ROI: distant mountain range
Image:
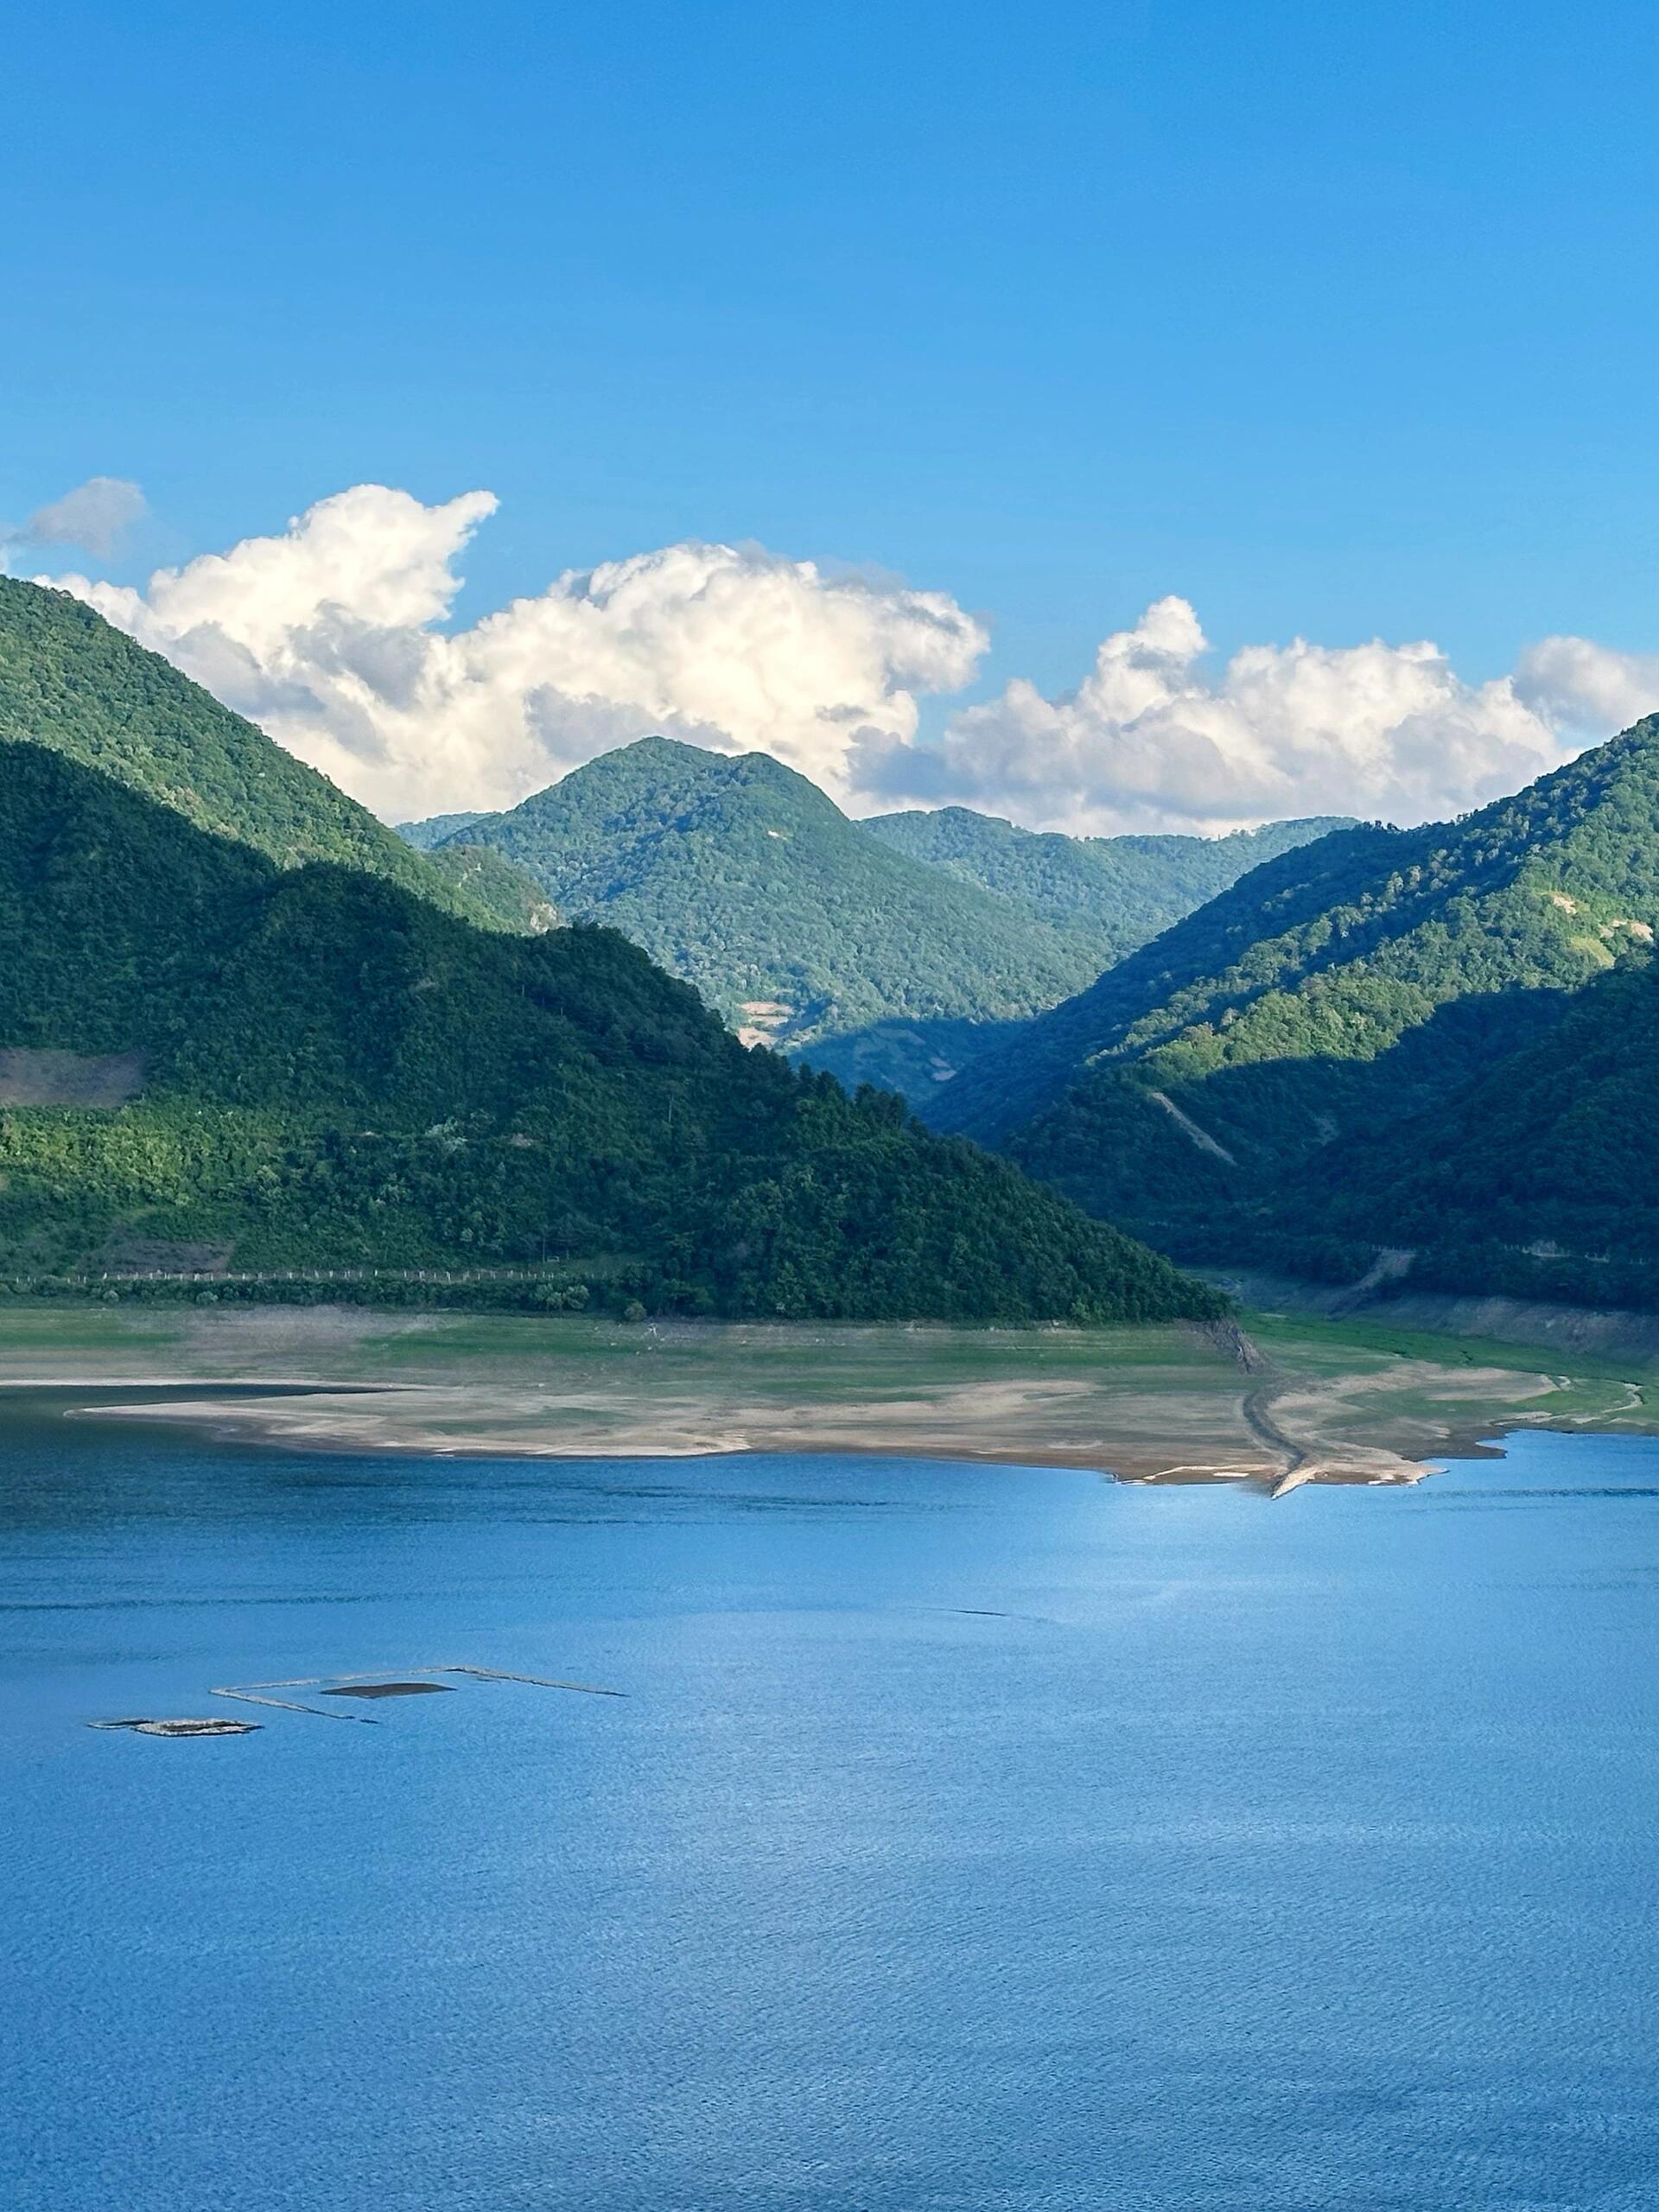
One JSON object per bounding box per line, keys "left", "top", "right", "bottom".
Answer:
{"left": 398, "top": 738, "right": 1346, "bottom": 1096}
{"left": 0, "top": 580, "right": 1214, "bottom": 1323}
{"left": 928, "top": 715, "right": 1659, "bottom": 1309}
{"left": 864, "top": 804, "right": 1344, "bottom": 950}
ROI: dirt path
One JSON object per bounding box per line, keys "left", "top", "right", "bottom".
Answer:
{"left": 1147, "top": 1089, "right": 1237, "bottom": 1165}
{"left": 1205, "top": 1319, "right": 1376, "bottom": 1496}
{"left": 1570, "top": 1378, "right": 1646, "bottom": 1422}
{"left": 1195, "top": 1319, "right": 1311, "bottom": 1494}
{"left": 1241, "top": 1377, "right": 1309, "bottom": 1493}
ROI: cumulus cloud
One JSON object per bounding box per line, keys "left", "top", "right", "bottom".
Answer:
{"left": 1513, "top": 634, "right": 1659, "bottom": 739}
{"left": 6, "top": 476, "right": 147, "bottom": 557}
{"left": 47, "top": 484, "right": 988, "bottom": 819}
{"left": 859, "top": 596, "right": 1659, "bottom": 834}
{"left": 36, "top": 483, "right": 1659, "bottom": 831}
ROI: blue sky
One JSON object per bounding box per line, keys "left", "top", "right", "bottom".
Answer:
{"left": 5, "top": 3, "right": 1657, "bottom": 828}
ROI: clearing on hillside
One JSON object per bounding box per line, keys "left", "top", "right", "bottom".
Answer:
{"left": 0, "top": 1049, "right": 146, "bottom": 1108}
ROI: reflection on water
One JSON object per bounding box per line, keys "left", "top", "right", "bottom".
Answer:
{"left": 3, "top": 1407, "right": 1658, "bottom": 2212}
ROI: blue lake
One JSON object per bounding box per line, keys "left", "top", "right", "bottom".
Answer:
{"left": 3, "top": 1402, "right": 1657, "bottom": 2210}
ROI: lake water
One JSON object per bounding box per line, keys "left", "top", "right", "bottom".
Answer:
{"left": 3, "top": 1402, "right": 1657, "bottom": 2212}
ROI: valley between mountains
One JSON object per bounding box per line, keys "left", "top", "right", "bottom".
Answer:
{"left": 5, "top": 568, "right": 1659, "bottom": 1367}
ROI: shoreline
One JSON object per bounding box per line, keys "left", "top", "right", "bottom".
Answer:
{"left": 0, "top": 1303, "right": 1652, "bottom": 1493}
{"left": 0, "top": 1373, "right": 1608, "bottom": 1494}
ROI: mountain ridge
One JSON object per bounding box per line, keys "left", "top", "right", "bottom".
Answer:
{"left": 933, "top": 715, "right": 1659, "bottom": 1309}
{"left": 416, "top": 737, "right": 1111, "bottom": 1093}
{"left": 0, "top": 576, "right": 537, "bottom": 933}
{"left": 402, "top": 735, "right": 1347, "bottom": 1096}
{"left": 864, "top": 804, "right": 1352, "bottom": 953}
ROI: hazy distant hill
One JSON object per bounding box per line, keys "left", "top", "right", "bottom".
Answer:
{"left": 866, "top": 805, "right": 1351, "bottom": 956}
{"left": 931, "top": 716, "right": 1659, "bottom": 1306}
{"left": 397, "top": 810, "right": 485, "bottom": 850}
{"left": 401, "top": 738, "right": 1344, "bottom": 1096}
{"left": 0, "top": 577, "right": 529, "bottom": 934}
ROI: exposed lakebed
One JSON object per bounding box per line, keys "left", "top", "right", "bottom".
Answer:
{"left": 3, "top": 1301, "right": 1655, "bottom": 1485}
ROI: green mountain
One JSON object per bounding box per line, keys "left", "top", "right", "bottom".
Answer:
{"left": 0, "top": 737, "right": 1215, "bottom": 1323}
{"left": 410, "top": 737, "right": 1103, "bottom": 1093}
{"left": 0, "top": 577, "right": 531, "bottom": 933}
{"left": 931, "top": 717, "right": 1659, "bottom": 1303}
{"left": 928, "top": 822, "right": 1411, "bottom": 1145}
{"left": 865, "top": 805, "right": 1351, "bottom": 958}
{"left": 402, "top": 737, "right": 1343, "bottom": 1098}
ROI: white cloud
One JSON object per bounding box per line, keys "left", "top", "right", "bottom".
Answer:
{"left": 6, "top": 475, "right": 147, "bottom": 558}
{"left": 1513, "top": 634, "right": 1659, "bottom": 739}
{"left": 858, "top": 596, "right": 1659, "bottom": 834}
{"left": 38, "top": 484, "right": 1659, "bottom": 832}
{"left": 47, "top": 485, "right": 988, "bottom": 819}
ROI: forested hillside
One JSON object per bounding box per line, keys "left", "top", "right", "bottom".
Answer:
{"left": 928, "top": 823, "right": 1414, "bottom": 1142}
{"left": 0, "top": 578, "right": 537, "bottom": 932}
{"left": 419, "top": 841, "right": 559, "bottom": 932}
{"left": 410, "top": 737, "right": 1105, "bottom": 1095}
{"left": 401, "top": 736, "right": 1342, "bottom": 1097}
{"left": 1296, "top": 959, "right": 1659, "bottom": 1306}
{"left": 866, "top": 806, "right": 1348, "bottom": 961}
{"left": 931, "top": 717, "right": 1659, "bottom": 1306}
{"left": 0, "top": 740, "right": 1216, "bottom": 1322}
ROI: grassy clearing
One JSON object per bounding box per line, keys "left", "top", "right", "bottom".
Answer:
{"left": 0, "top": 1302, "right": 188, "bottom": 1358}
{"left": 1242, "top": 1305, "right": 1659, "bottom": 1382}
{"left": 331, "top": 1313, "right": 1246, "bottom": 1408}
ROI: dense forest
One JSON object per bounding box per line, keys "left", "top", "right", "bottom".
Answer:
{"left": 0, "top": 738, "right": 1217, "bottom": 1322}
{"left": 17, "top": 566, "right": 1659, "bottom": 1321}
{"left": 417, "top": 839, "right": 559, "bottom": 933}
{"left": 0, "top": 577, "right": 543, "bottom": 933}
{"left": 402, "top": 737, "right": 1342, "bottom": 1099}
{"left": 933, "top": 716, "right": 1659, "bottom": 1310}
{"left": 1292, "top": 957, "right": 1659, "bottom": 1306}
